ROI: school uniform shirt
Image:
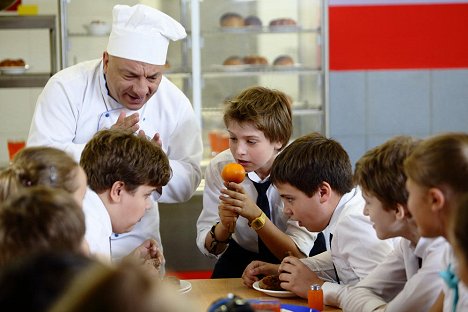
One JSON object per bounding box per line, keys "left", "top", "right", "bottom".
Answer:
{"left": 441, "top": 246, "right": 468, "bottom": 312}
{"left": 196, "top": 149, "right": 316, "bottom": 258}
{"left": 301, "top": 187, "right": 394, "bottom": 306}
{"left": 27, "top": 58, "right": 202, "bottom": 261}
{"left": 337, "top": 236, "right": 449, "bottom": 311}
{"left": 82, "top": 188, "right": 113, "bottom": 262}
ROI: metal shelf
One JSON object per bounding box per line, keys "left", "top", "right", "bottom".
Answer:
{"left": 0, "top": 73, "right": 51, "bottom": 88}
{"left": 0, "top": 15, "right": 58, "bottom": 88}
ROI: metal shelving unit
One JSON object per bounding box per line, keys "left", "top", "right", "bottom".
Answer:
{"left": 0, "top": 15, "right": 58, "bottom": 88}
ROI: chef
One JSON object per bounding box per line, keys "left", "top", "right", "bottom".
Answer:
{"left": 27, "top": 4, "right": 202, "bottom": 263}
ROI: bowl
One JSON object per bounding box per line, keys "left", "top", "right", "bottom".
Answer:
{"left": 83, "top": 21, "right": 111, "bottom": 36}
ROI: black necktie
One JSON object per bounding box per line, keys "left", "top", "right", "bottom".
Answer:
{"left": 330, "top": 233, "right": 341, "bottom": 284}
{"left": 251, "top": 179, "right": 276, "bottom": 261}
{"left": 418, "top": 257, "right": 422, "bottom": 269}
{"left": 309, "top": 232, "right": 327, "bottom": 256}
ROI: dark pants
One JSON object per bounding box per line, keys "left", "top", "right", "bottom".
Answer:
{"left": 211, "top": 240, "right": 280, "bottom": 278}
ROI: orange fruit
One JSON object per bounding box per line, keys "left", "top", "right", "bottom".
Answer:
{"left": 221, "top": 163, "right": 246, "bottom": 183}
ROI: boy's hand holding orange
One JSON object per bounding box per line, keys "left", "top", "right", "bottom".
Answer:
{"left": 221, "top": 163, "right": 246, "bottom": 233}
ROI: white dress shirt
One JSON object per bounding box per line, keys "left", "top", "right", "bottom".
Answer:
{"left": 338, "top": 236, "right": 449, "bottom": 311}
{"left": 301, "top": 187, "right": 395, "bottom": 306}
{"left": 196, "top": 149, "right": 316, "bottom": 258}
{"left": 27, "top": 59, "right": 202, "bottom": 261}
{"left": 82, "top": 188, "right": 113, "bottom": 262}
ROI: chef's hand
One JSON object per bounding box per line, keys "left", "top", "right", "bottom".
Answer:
{"left": 220, "top": 182, "right": 262, "bottom": 223}
{"left": 137, "top": 130, "right": 162, "bottom": 147}
{"left": 278, "top": 256, "right": 323, "bottom": 298}
{"left": 242, "top": 261, "right": 280, "bottom": 287}
{"left": 112, "top": 111, "right": 140, "bottom": 132}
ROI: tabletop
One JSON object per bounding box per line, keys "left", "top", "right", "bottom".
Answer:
{"left": 185, "top": 278, "right": 342, "bottom": 311}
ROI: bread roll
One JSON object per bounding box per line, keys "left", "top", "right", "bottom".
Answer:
{"left": 0, "top": 58, "right": 26, "bottom": 67}
{"left": 243, "top": 55, "right": 268, "bottom": 65}
{"left": 244, "top": 15, "right": 262, "bottom": 27}
{"left": 273, "top": 55, "right": 294, "bottom": 66}
{"left": 220, "top": 12, "right": 244, "bottom": 27}
{"left": 223, "top": 56, "right": 244, "bottom": 66}
{"left": 269, "top": 18, "right": 297, "bottom": 27}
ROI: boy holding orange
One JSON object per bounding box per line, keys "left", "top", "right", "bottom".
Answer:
{"left": 196, "top": 86, "right": 316, "bottom": 278}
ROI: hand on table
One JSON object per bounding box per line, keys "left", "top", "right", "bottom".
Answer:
{"left": 279, "top": 256, "right": 324, "bottom": 298}
{"left": 242, "top": 261, "right": 280, "bottom": 288}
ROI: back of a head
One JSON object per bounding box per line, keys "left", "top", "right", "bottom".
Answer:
{"left": 80, "top": 129, "right": 171, "bottom": 194}
{"left": 0, "top": 146, "right": 80, "bottom": 203}
{"left": 0, "top": 186, "right": 85, "bottom": 267}
{"left": 271, "top": 132, "right": 353, "bottom": 197}
{"left": 451, "top": 193, "right": 468, "bottom": 263}
{"left": 354, "top": 136, "right": 420, "bottom": 210}
{"left": 223, "top": 86, "right": 292, "bottom": 150}
{"left": 49, "top": 260, "right": 191, "bottom": 312}
{"left": 404, "top": 132, "right": 468, "bottom": 197}
{"left": 0, "top": 251, "right": 93, "bottom": 312}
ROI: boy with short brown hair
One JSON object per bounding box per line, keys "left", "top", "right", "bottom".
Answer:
{"left": 337, "top": 136, "right": 449, "bottom": 311}
{"left": 80, "top": 129, "right": 171, "bottom": 267}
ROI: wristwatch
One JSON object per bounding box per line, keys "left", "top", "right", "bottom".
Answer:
{"left": 249, "top": 212, "right": 266, "bottom": 231}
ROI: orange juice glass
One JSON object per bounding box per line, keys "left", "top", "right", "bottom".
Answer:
{"left": 7, "top": 140, "right": 26, "bottom": 160}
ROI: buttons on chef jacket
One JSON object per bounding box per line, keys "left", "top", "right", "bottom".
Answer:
{"left": 113, "top": 233, "right": 119, "bottom": 238}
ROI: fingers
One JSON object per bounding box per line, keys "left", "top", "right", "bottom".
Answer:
{"left": 111, "top": 112, "right": 140, "bottom": 132}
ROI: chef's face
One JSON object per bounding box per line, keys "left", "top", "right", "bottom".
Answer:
{"left": 103, "top": 52, "right": 164, "bottom": 110}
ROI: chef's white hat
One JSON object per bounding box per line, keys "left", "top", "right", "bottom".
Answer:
{"left": 107, "top": 4, "right": 186, "bottom": 65}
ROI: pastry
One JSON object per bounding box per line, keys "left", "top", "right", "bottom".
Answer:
{"left": 258, "top": 275, "right": 284, "bottom": 291}
{"left": 269, "top": 18, "right": 297, "bottom": 29}
{"left": 244, "top": 15, "right": 262, "bottom": 28}
{"left": 243, "top": 55, "right": 268, "bottom": 65}
{"left": 220, "top": 12, "right": 244, "bottom": 28}
{"left": 223, "top": 56, "right": 244, "bottom": 66}
{"left": 0, "top": 58, "right": 26, "bottom": 67}
{"left": 273, "top": 55, "right": 294, "bottom": 66}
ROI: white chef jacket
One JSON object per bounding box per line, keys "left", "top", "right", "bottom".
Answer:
{"left": 82, "top": 188, "right": 113, "bottom": 263}
{"left": 301, "top": 187, "right": 394, "bottom": 306}
{"left": 27, "top": 59, "right": 202, "bottom": 261}
{"left": 441, "top": 245, "right": 468, "bottom": 312}
{"left": 337, "top": 236, "right": 449, "bottom": 311}
{"left": 196, "top": 149, "right": 316, "bottom": 258}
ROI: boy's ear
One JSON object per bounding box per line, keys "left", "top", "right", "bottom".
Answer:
{"left": 109, "top": 181, "right": 125, "bottom": 203}
{"left": 318, "top": 182, "right": 332, "bottom": 204}
{"left": 394, "top": 203, "right": 407, "bottom": 220}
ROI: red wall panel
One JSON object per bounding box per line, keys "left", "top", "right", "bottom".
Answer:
{"left": 329, "top": 3, "right": 468, "bottom": 70}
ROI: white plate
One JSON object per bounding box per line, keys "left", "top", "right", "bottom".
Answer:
{"left": 253, "top": 281, "right": 297, "bottom": 298}
{"left": 179, "top": 280, "right": 192, "bottom": 294}
{"left": 0, "top": 65, "right": 29, "bottom": 75}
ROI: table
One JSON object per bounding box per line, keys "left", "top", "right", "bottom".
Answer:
{"left": 185, "top": 278, "right": 342, "bottom": 311}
